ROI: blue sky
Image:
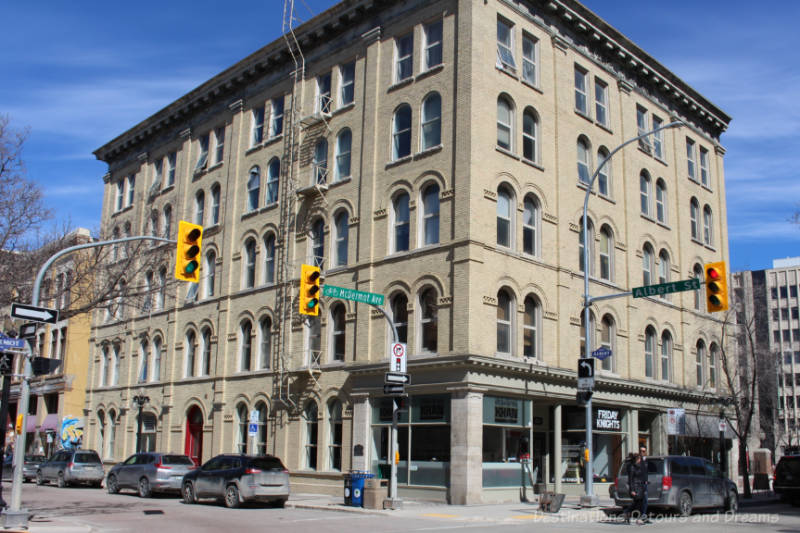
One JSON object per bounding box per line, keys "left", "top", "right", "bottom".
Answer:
{"left": 2, "top": 0, "right": 797, "bottom": 272}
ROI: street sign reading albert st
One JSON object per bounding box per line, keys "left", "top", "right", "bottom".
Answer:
{"left": 632, "top": 278, "right": 700, "bottom": 299}
{"left": 10, "top": 303, "right": 59, "bottom": 324}
{"left": 322, "top": 285, "right": 384, "bottom": 306}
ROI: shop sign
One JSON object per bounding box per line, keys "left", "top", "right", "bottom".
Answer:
{"left": 494, "top": 397, "right": 519, "bottom": 424}
{"left": 418, "top": 398, "right": 445, "bottom": 421}
{"left": 594, "top": 408, "right": 621, "bottom": 431}
{"left": 667, "top": 407, "right": 686, "bottom": 435}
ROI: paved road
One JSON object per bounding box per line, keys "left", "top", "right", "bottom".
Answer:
{"left": 4, "top": 481, "right": 800, "bottom": 533}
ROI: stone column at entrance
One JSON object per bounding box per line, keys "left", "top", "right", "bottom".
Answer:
{"left": 449, "top": 389, "right": 483, "bottom": 504}
{"left": 628, "top": 408, "right": 639, "bottom": 455}
{"left": 350, "top": 393, "right": 371, "bottom": 471}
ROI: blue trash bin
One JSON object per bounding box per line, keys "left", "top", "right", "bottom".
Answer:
{"left": 349, "top": 471, "right": 374, "bottom": 507}
{"left": 343, "top": 473, "right": 353, "bottom": 506}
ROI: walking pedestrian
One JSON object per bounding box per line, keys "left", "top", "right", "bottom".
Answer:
{"left": 623, "top": 453, "right": 645, "bottom": 524}
{"left": 639, "top": 445, "right": 651, "bottom": 523}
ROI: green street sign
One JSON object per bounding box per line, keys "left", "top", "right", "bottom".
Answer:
{"left": 322, "top": 284, "right": 385, "bottom": 306}
{"left": 632, "top": 278, "right": 700, "bottom": 299}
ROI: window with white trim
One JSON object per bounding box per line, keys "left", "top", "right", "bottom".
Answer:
{"left": 240, "top": 319, "right": 252, "bottom": 372}
{"left": 194, "top": 190, "right": 204, "bottom": 226}
{"left": 686, "top": 138, "right": 697, "bottom": 180}
{"left": 339, "top": 62, "right": 355, "bottom": 107}
{"left": 392, "top": 192, "right": 410, "bottom": 252}
{"left": 574, "top": 66, "right": 588, "bottom": 115}
{"left": 334, "top": 211, "right": 348, "bottom": 267}
{"left": 210, "top": 184, "right": 220, "bottom": 225}
{"left": 637, "top": 106, "right": 649, "bottom": 151}
{"left": 335, "top": 130, "right": 352, "bottom": 181}
{"left": 330, "top": 303, "right": 346, "bottom": 362}
{"left": 247, "top": 166, "right": 260, "bottom": 211}
{"left": 266, "top": 158, "right": 279, "bottom": 204}
{"left": 652, "top": 116, "right": 664, "bottom": 159}
{"left": 640, "top": 171, "right": 651, "bottom": 216}
{"left": 595, "top": 79, "right": 608, "bottom": 127}
{"left": 317, "top": 72, "right": 332, "bottom": 114}
{"left": 496, "top": 185, "right": 513, "bottom": 249}
{"left": 395, "top": 33, "right": 413, "bottom": 82}
{"left": 392, "top": 104, "right": 412, "bottom": 160}
{"left": 424, "top": 20, "right": 443, "bottom": 70}
{"left": 195, "top": 133, "right": 209, "bottom": 171}
{"left": 496, "top": 289, "right": 514, "bottom": 355}
{"left": 661, "top": 331, "right": 672, "bottom": 382}
{"left": 213, "top": 126, "right": 224, "bottom": 164}
{"left": 269, "top": 97, "right": 284, "bottom": 137}
{"left": 418, "top": 287, "right": 438, "bottom": 353}
{"left": 421, "top": 92, "right": 442, "bottom": 150}
{"left": 700, "top": 147, "right": 710, "bottom": 187}
{"left": 600, "top": 315, "right": 614, "bottom": 372}
{"left": 599, "top": 226, "right": 613, "bottom": 281}
{"left": 703, "top": 205, "right": 713, "bottom": 245}
{"left": 496, "top": 19, "right": 516, "bottom": 70}
{"left": 252, "top": 106, "right": 265, "bottom": 146}
{"left": 655, "top": 179, "right": 667, "bottom": 224}
{"left": 690, "top": 198, "right": 700, "bottom": 240}
{"left": 597, "top": 147, "right": 610, "bottom": 196}
{"left": 577, "top": 137, "right": 591, "bottom": 184}
{"left": 522, "top": 108, "right": 538, "bottom": 163}
{"left": 523, "top": 295, "right": 540, "bottom": 358}
{"left": 644, "top": 327, "right": 656, "bottom": 378}
{"left": 497, "top": 96, "right": 513, "bottom": 151}
{"left": 522, "top": 33, "right": 537, "bottom": 85}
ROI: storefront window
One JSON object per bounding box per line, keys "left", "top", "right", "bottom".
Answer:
{"left": 482, "top": 396, "right": 535, "bottom": 488}
{"left": 553, "top": 406, "right": 626, "bottom": 483}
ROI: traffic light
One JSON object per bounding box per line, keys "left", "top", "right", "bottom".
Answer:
{"left": 704, "top": 261, "right": 728, "bottom": 312}
{"left": 15, "top": 414, "right": 23, "bottom": 435}
{"left": 576, "top": 390, "right": 593, "bottom": 406}
{"left": 175, "top": 220, "right": 203, "bottom": 282}
{"left": 299, "top": 264, "right": 321, "bottom": 316}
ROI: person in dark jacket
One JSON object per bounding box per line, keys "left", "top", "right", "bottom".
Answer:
{"left": 623, "top": 454, "right": 645, "bottom": 524}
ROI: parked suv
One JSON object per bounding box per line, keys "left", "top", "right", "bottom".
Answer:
{"left": 614, "top": 455, "right": 738, "bottom": 515}
{"left": 106, "top": 452, "right": 196, "bottom": 497}
{"left": 181, "top": 454, "right": 289, "bottom": 508}
{"left": 774, "top": 455, "right": 800, "bottom": 503}
{"left": 3, "top": 454, "right": 46, "bottom": 482}
{"left": 36, "top": 449, "right": 104, "bottom": 488}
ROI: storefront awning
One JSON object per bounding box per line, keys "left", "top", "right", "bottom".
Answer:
{"left": 25, "top": 417, "right": 37, "bottom": 433}
{"left": 40, "top": 414, "right": 59, "bottom": 431}
{"left": 684, "top": 414, "right": 735, "bottom": 439}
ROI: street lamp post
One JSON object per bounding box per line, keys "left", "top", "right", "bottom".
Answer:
{"left": 580, "top": 120, "right": 683, "bottom": 506}
{"left": 132, "top": 392, "right": 150, "bottom": 453}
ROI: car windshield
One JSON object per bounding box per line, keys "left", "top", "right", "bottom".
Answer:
{"left": 74, "top": 452, "right": 102, "bottom": 464}
{"left": 778, "top": 457, "right": 800, "bottom": 476}
{"left": 24, "top": 455, "right": 45, "bottom": 462}
{"left": 161, "top": 455, "right": 194, "bottom": 466}
{"left": 249, "top": 457, "right": 286, "bottom": 471}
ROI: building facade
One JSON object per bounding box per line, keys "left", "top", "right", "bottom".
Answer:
{"left": 87, "top": 0, "right": 734, "bottom": 503}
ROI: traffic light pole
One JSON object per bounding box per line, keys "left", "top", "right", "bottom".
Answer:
{"left": 2, "top": 235, "right": 174, "bottom": 529}
{"left": 580, "top": 121, "right": 684, "bottom": 507}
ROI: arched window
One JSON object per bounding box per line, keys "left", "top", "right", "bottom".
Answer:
{"left": 330, "top": 303, "right": 346, "bottom": 362}
{"left": 655, "top": 179, "right": 667, "bottom": 223}
{"left": 335, "top": 129, "right": 352, "bottom": 181}
{"left": 112, "top": 344, "right": 120, "bottom": 386}
{"left": 523, "top": 196, "right": 539, "bottom": 256}
{"left": 185, "top": 330, "right": 196, "bottom": 377}
{"left": 421, "top": 93, "right": 442, "bottom": 150}
{"left": 391, "top": 293, "right": 409, "bottom": 344}
{"left": 97, "top": 411, "right": 106, "bottom": 455}
{"left": 703, "top": 205, "right": 713, "bottom": 245}
{"left": 580, "top": 311, "right": 596, "bottom": 357}
{"left": 599, "top": 226, "right": 613, "bottom": 281}
{"left": 259, "top": 317, "right": 271, "bottom": 370}
{"left": 157, "top": 267, "right": 166, "bottom": 310}
{"left": 151, "top": 336, "right": 162, "bottom": 382}
{"left": 597, "top": 147, "right": 611, "bottom": 196}
{"left": 97, "top": 346, "right": 108, "bottom": 386}
{"left": 243, "top": 238, "right": 256, "bottom": 289}
{"left": 255, "top": 402, "right": 268, "bottom": 456}
{"left": 111, "top": 227, "right": 120, "bottom": 261}
{"left": 210, "top": 184, "right": 221, "bottom": 225}
{"left": 240, "top": 319, "right": 252, "bottom": 372}
{"left": 313, "top": 139, "right": 328, "bottom": 184}
{"left": 642, "top": 244, "right": 654, "bottom": 286}
{"left": 138, "top": 339, "right": 148, "bottom": 383}
{"left": 328, "top": 400, "right": 343, "bottom": 471}
{"left": 162, "top": 205, "right": 172, "bottom": 239}
{"left": 600, "top": 315, "right": 614, "bottom": 372}
{"left": 108, "top": 410, "right": 117, "bottom": 459}
{"left": 577, "top": 137, "right": 591, "bottom": 184}
{"left": 658, "top": 250, "right": 670, "bottom": 298}
{"left": 266, "top": 158, "right": 280, "bottom": 204}
{"left": 149, "top": 212, "right": 159, "bottom": 239}
{"left": 334, "top": 212, "right": 349, "bottom": 267}
{"left": 263, "top": 234, "right": 275, "bottom": 284}
{"left": 497, "top": 96, "right": 513, "bottom": 151}
{"left": 392, "top": 104, "right": 412, "bottom": 160}
{"left": 204, "top": 251, "right": 216, "bottom": 298}
{"left": 496, "top": 185, "right": 514, "bottom": 248}
{"left": 661, "top": 331, "right": 672, "bottom": 382}
{"left": 142, "top": 413, "right": 156, "bottom": 452}
{"left": 247, "top": 167, "right": 260, "bottom": 211}
{"left": 693, "top": 263, "right": 704, "bottom": 310}
{"left": 644, "top": 327, "right": 656, "bottom": 378}
{"left": 522, "top": 108, "right": 538, "bottom": 162}
{"left": 640, "top": 171, "right": 651, "bottom": 216}
{"left": 690, "top": 198, "right": 700, "bottom": 240}
{"left": 421, "top": 183, "right": 440, "bottom": 246}
{"left": 201, "top": 327, "right": 212, "bottom": 376}
{"left": 236, "top": 403, "right": 249, "bottom": 454}
{"left": 311, "top": 219, "right": 325, "bottom": 268}
{"left": 523, "top": 296, "right": 540, "bottom": 359}
{"left": 696, "top": 340, "right": 706, "bottom": 387}
{"left": 579, "top": 217, "right": 594, "bottom": 275}
{"left": 304, "top": 401, "right": 318, "bottom": 470}
{"left": 419, "top": 287, "right": 438, "bottom": 353}
{"left": 392, "top": 192, "right": 410, "bottom": 253}
{"left": 496, "top": 289, "right": 514, "bottom": 355}
{"left": 709, "top": 343, "right": 718, "bottom": 388}
{"left": 194, "top": 190, "right": 205, "bottom": 226}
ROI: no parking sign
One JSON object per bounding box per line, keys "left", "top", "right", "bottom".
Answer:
{"left": 391, "top": 343, "right": 407, "bottom": 373}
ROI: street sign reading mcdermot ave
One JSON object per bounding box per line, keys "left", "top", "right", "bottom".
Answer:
{"left": 322, "top": 285, "right": 384, "bottom": 306}
{"left": 631, "top": 278, "right": 700, "bottom": 299}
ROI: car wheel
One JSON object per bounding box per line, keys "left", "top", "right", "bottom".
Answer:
{"left": 36, "top": 470, "right": 44, "bottom": 486}
{"left": 725, "top": 490, "right": 738, "bottom": 513}
{"left": 678, "top": 491, "right": 693, "bottom": 516}
{"left": 273, "top": 498, "right": 287, "bottom": 508}
{"left": 57, "top": 472, "right": 69, "bottom": 488}
{"left": 107, "top": 475, "right": 119, "bottom": 494}
{"left": 182, "top": 482, "right": 196, "bottom": 504}
{"left": 138, "top": 477, "right": 152, "bottom": 498}
{"left": 224, "top": 484, "right": 241, "bottom": 508}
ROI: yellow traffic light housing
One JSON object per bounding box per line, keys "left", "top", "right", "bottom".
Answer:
{"left": 704, "top": 261, "right": 728, "bottom": 312}
{"left": 175, "top": 220, "right": 203, "bottom": 282}
{"left": 15, "top": 414, "right": 23, "bottom": 435}
{"left": 299, "top": 264, "right": 321, "bottom": 316}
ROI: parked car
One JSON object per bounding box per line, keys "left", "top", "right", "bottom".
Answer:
{"left": 614, "top": 455, "right": 738, "bottom": 515}
{"left": 2, "top": 454, "right": 46, "bottom": 482}
{"left": 774, "top": 455, "right": 800, "bottom": 503}
{"left": 36, "top": 449, "right": 104, "bottom": 488}
{"left": 181, "top": 454, "right": 289, "bottom": 508}
{"left": 106, "top": 452, "right": 196, "bottom": 497}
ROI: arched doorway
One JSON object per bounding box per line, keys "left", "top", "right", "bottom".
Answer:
{"left": 184, "top": 405, "right": 203, "bottom": 466}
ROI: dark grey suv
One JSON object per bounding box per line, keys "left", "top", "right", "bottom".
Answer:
{"left": 106, "top": 452, "right": 196, "bottom": 497}
{"left": 614, "top": 455, "right": 738, "bottom": 515}
{"left": 36, "top": 449, "right": 104, "bottom": 488}
{"left": 181, "top": 454, "right": 289, "bottom": 508}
